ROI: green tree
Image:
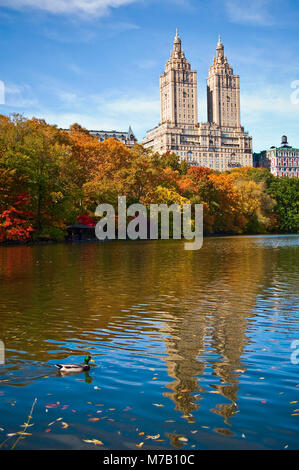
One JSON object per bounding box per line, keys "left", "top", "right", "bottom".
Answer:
{"left": 268, "top": 178, "right": 299, "bottom": 233}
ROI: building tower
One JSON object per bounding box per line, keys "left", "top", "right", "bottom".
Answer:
{"left": 207, "top": 36, "right": 241, "bottom": 128}
{"left": 160, "top": 29, "right": 198, "bottom": 126}
{"left": 142, "top": 32, "right": 252, "bottom": 170}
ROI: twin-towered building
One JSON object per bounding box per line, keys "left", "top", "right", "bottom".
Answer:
{"left": 142, "top": 31, "right": 253, "bottom": 171}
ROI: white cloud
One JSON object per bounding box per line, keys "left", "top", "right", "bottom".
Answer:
{"left": 239, "top": 83, "right": 299, "bottom": 150}
{"left": 241, "top": 83, "right": 298, "bottom": 115}
{"left": 19, "top": 86, "right": 160, "bottom": 139}
{"left": 224, "top": 0, "right": 274, "bottom": 25}
{"left": 4, "top": 82, "right": 39, "bottom": 108}
{"left": 0, "top": 0, "right": 138, "bottom": 17}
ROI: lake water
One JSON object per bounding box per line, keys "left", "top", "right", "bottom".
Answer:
{"left": 0, "top": 235, "right": 298, "bottom": 450}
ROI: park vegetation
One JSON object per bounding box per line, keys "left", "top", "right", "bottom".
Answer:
{"left": 0, "top": 114, "right": 298, "bottom": 243}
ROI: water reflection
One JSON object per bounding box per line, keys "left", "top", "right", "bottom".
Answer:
{"left": 0, "top": 235, "right": 298, "bottom": 449}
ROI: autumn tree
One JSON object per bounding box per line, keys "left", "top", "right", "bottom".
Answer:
{"left": 0, "top": 114, "right": 78, "bottom": 239}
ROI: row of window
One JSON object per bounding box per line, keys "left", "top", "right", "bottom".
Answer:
{"left": 275, "top": 152, "right": 299, "bottom": 157}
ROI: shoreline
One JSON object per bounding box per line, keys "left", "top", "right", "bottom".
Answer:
{"left": 0, "top": 232, "right": 298, "bottom": 248}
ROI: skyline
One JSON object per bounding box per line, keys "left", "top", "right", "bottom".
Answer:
{"left": 0, "top": 0, "right": 298, "bottom": 151}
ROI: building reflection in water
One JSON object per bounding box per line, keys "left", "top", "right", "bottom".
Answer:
{"left": 0, "top": 236, "right": 295, "bottom": 437}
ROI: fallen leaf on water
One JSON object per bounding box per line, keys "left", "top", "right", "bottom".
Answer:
{"left": 242, "top": 433, "right": 246, "bottom": 438}
{"left": 209, "top": 391, "right": 220, "bottom": 394}
{"left": 136, "top": 442, "right": 144, "bottom": 448}
{"left": 191, "top": 430, "right": 198, "bottom": 434}
{"left": 290, "top": 401, "right": 298, "bottom": 404}
{"left": 88, "top": 418, "right": 100, "bottom": 422}
{"left": 61, "top": 422, "right": 69, "bottom": 429}
{"left": 146, "top": 434, "right": 160, "bottom": 440}
{"left": 178, "top": 437, "right": 188, "bottom": 442}
{"left": 83, "top": 439, "right": 103, "bottom": 445}
{"left": 48, "top": 418, "right": 63, "bottom": 426}
{"left": 16, "top": 432, "right": 32, "bottom": 436}
{"left": 153, "top": 404, "right": 164, "bottom": 407}
{"left": 45, "top": 429, "right": 51, "bottom": 433}
{"left": 291, "top": 413, "right": 299, "bottom": 416}
{"left": 139, "top": 432, "right": 145, "bottom": 436}
{"left": 181, "top": 389, "right": 191, "bottom": 393}
{"left": 165, "top": 420, "right": 175, "bottom": 423}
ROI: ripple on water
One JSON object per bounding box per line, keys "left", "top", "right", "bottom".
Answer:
{"left": 0, "top": 236, "right": 298, "bottom": 449}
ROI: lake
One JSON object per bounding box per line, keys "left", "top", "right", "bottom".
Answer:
{"left": 0, "top": 235, "right": 298, "bottom": 450}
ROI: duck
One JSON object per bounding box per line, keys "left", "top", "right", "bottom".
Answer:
{"left": 55, "top": 355, "right": 95, "bottom": 374}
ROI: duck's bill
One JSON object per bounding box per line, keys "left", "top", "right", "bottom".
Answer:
{"left": 90, "top": 359, "right": 95, "bottom": 362}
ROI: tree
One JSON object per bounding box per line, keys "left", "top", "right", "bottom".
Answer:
{"left": 268, "top": 177, "right": 299, "bottom": 233}
{"left": 83, "top": 143, "right": 163, "bottom": 208}
{"left": 0, "top": 192, "right": 34, "bottom": 243}
{"left": 158, "top": 152, "right": 189, "bottom": 175}
{"left": 0, "top": 114, "right": 79, "bottom": 238}
{"left": 233, "top": 179, "right": 276, "bottom": 233}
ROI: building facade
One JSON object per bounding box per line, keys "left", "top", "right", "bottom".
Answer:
{"left": 142, "top": 32, "right": 253, "bottom": 171}
{"left": 266, "top": 136, "right": 299, "bottom": 178}
{"left": 89, "top": 126, "right": 137, "bottom": 148}
{"left": 253, "top": 151, "right": 269, "bottom": 169}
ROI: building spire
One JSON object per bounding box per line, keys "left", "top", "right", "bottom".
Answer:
{"left": 173, "top": 27, "right": 181, "bottom": 52}
{"left": 216, "top": 33, "right": 224, "bottom": 59}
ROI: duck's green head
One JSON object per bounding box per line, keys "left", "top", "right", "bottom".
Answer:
{"left": 84, "top": 355, "right": 95, "bottom": 365}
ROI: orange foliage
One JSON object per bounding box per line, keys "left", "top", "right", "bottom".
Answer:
{"left": 0, "top": 193, "right": 34, "bottom": 242}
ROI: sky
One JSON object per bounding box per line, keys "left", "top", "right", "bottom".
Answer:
{"left": 0, "top": 0, "right": 298, "bottom": 151}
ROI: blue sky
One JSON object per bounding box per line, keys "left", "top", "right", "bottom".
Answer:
{"left": 0, "top": 0, "right": 298, "bottom": 151}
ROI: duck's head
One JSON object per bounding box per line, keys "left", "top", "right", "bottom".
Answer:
{"left": 84, "top": 355, "right": 95, "bottom": 365}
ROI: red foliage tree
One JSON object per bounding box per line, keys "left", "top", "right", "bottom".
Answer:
{"left": 77, "top": 214, "right": 96, "bottom": 227}
{"left": 0, "top": 193, "right": 34, "bottom": 242}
